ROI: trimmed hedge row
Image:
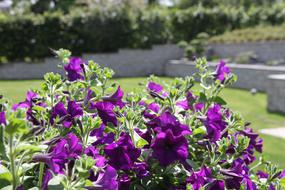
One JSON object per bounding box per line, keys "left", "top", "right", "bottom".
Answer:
{"left": 171, "top": 4, "right": 285, "bottom": 41}
{"left": 210, "top": 25, "right": 285, "bottom": 44}
{"left": 2, "top": 4, "right": 285, "bottom": 61}
{"left": 0, "top": 9, "right": 170, "bottom": 61}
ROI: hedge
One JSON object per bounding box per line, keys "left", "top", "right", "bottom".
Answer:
{"left": 170, "top": 4, "right": 285, "bottom": 42}
{"left": 2, "top": 4, "right": 285, "bottom": 61}
{"left": 0, "top": 10, "right": 134, "bottom": 61}
{"left": 210, "top": 25, "right": 285, "bottom": 44}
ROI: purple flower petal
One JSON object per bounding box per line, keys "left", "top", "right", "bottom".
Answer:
{"left": 103, "top": 86, "right": 125, "bottom": 108}
{"left": 215, "top": 60, "right": 231, "bottom": 82}
{"left": 91, "top": 165, "right": 118, "bottom": 190}
{"left": 151, "top": 129, "right": 188, "bottom": 166}
{"left": 0, "top": 111, "right": 6, "bottom": 126}
{"left": 95, "top": 102, "right": 117, "bottom": 126}
{"left": 104, "top": 133, "right": 140, "bottom": 170}
{"left": 64, "top": 57, "right": 84, "bottom": 82}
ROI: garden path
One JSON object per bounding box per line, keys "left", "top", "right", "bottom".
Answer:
{"left": 259, "top": 127, "right": 285, "bottom": 139}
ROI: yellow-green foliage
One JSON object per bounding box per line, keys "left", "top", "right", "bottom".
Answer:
{"left": 210, "top": 25, "right": 285, "bottom": 44}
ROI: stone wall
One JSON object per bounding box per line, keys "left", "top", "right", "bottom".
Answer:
{"left": 267, "top": 75, "right": 285, "bottom": 113}
{"left": 165, "top": 60, "right": 285, "bottom": 91}
{"left": 0, "top": 58, "right": 63, "bottom": 80}
{"left": 0, "top": 44, "right": 183, "bottom": 79}
{"left": 84, "top": 44, "right": 183, "bottom": 77}
{"left": 209, "top": 41, "right": 285, "bottom": 63}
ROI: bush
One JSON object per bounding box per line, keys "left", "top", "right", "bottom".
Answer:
{"left": 170, "top": 6, "right": 243, "bottom": 41}
{"left": 0, "top": 50, "right": 284, "bottom": 190}
{"left": 170, "top": 4, "right": 285, "bottom": 42}
{"left": 210, "top": 25, "right": 285, "bottom": 44}
{"left": 2, "top": 4, "right": 285, "bottom": 61}
{"left": 128, "top": 8, "right": 171, "bottom": 48}
{"left": 178, "top": 32, "right": 209, "bottom": 59}
{"left": 0, "top": 9, "right": 134, "bottom": 61}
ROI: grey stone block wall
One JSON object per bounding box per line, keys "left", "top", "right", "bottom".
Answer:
{"left": 0, "top": 58, "right": 63, "bottom": 80}
{"left": 166, "top": 60, "right": 285, "bottom": 91}
{"left": 267, "top": 75, "right": 285, "bottom": 113}
{"left": 0, "top": 44, "right": 183, "bottom": 80}
{"left": 84, "top": 44, "right": 183, "bottom": 77}
{"left": 209, "top": 41, "right": 285, "bottom": 63}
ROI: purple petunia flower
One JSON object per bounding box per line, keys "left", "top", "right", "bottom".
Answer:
{"left": 187, "top": 166, "right": 212, "bottom": 190}
{"left": 256, "top": 170, "right": 285, "bottom": 190}
{"left": 256, "top": 170, "right": 269, "bottom": 179}
{"left": 104, "top": 133, "right": 141, "bottom": 170}
{"left": 134, "top": 128, "right": 152, "bottom": 148}
{"left": 176, "top": 91, "right": 204, "bottom": 112}
{"left": 133, "top": 162, "right": 150, "bottom": 178}
{"left": 242, "top": 151, "right": 256, "bottom": 165}
{"left": 142, "top": 102, "right": 160, "bottom": 119}
{"left": 33, "top": 133, "right": 83, "bottom": 174}
{"left": 208, "top": 180, "right": 225, "bottom": 190}
{"left": 0, "top": 111, "right": 6, "bottom": 126}
{"left": 215, "top": 60, "right": 231, "bottom": 83}
{"left": 151, "top": 129, "right": 188, "bottom": 166}
{"left": 194, "top": 102, "right": 204, "bottom": 111}
{"left": 102, "top": 86, "right": 125, "bottom": 108}
{"left": 13, "top": 91, "right": 46, "bottom": 125}
{"left": 176, "top": 99, "right": 189, "bottom": 110}
{"left": 41, "top": 169, "right": 52, "bottom": 190}
{"left": 279, "top": 170, "right": 285, "bottom": 179}
{"left": 86, "top": 89, "right": 96, "bottom": 109}
{"left": 64, "top": 57, "right": 84, "bottom": 81}
{"left": 205, "top": 104, "right": 227, "bottom": 142}
{"left": 148, "top": 82, "right": 163, "bottom": 93}
{"left": 12, "top": 90, "right": 38, "bottom": 110}
{"left": 85, "top": 146, "right": 107, "bottom": 167}
{"left": 51, "top": 101, "right": 83, "bottom": 128}
{"left": 147, "top": 82, "right": 168, "bottom": 98}
{"left": 222, "top": 158, "right": 256, "bottom": 190}
{"left": 147, "top": 111, "right": 192, "bottom": 137}
{"left": 90, "top": 124, "right": 115, "bottom": 146}
{"left": 118, "top": 174, "right": 131, "bottom": 190}
{"left": 240, "top": 127, "right": 263, "bottom": 153}
{"left": 88, "top": 165, "right": 118, "bottom": 190}
{"left": 94, "top": 102, "right": 117, "bottom": 126}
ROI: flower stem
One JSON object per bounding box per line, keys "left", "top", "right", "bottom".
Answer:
{"left": 38, "top": 163, "right": 45, "bottom": 188}
{"left": 9, "top": 135, "right": 17, "bottom": 190}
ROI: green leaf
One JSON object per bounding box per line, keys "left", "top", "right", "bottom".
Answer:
{"left": 0, "top": 165, "right": 12, "bottom": 189}
{"left": 280, "top": 177, "right": 285, "bottom": 188}
{"left": 213, "top": 96, "right": 227, "bottom": 105}
{"left": 198, "top": 92, "right": 207, "bottom": 102}
{"left": 21, "top": 163, "right": 38, "bottom": 173}
{"left": 0, "top": 185, "right": 13, "bottom": 190}
{"left": 105, "top": 124, "right": 116, "bottom": 134}
{"left": 85, "top": 180, "right": 93, "bottom": 186}
{"left": 15, "top": 143, "right": 47, "bottom": 154}
{"left": 32, "top": 106, "right": 46, "bottom": 113}
{"left": 134, "top": 130, "right": 148, "bottom": 148}
{"left": 193, "top": 126, "right": 206, "bottom": 136}
{"left": 48, "top": 175, "right": 65, "bottom": 190}
{"left": 186, "top": 159, "right": 199, "bottom": 171}
{"left": 0, "top": 127, "right": 6, "bottom": 159}
{"left": 5, "top": 118, "right": 28, "bottom": 135}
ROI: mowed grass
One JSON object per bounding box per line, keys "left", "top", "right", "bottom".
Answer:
{"left": 0, "top": 78, "right": 285, "bottom": 168}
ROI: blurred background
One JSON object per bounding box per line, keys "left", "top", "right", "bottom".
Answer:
{"left": 0, "top": 0, "right": 285, "bottom": 168}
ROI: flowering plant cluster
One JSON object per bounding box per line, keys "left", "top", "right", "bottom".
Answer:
{"left": 0, "top": 49, "right": 284, "bottom": 190}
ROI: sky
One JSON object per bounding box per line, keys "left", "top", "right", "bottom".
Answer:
{"left": 0, "top": 0, "right": 175, "bottom": 9}
{"left": 0, "top": 0, "right": 12, "bottom": 9}
{"left": 159, "top": 0, "right": 174, "bottom": 6}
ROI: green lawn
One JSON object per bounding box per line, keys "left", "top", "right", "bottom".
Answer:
{"left": 1, "top": 78, "right": 285, "bottom": 168}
